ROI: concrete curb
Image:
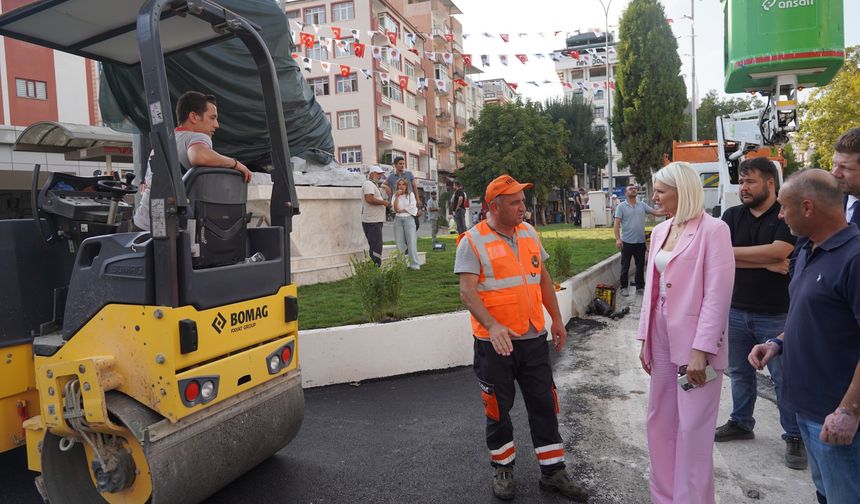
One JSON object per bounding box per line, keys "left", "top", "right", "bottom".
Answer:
{"left": 299, "top": 253, "right": 621, "bottom": 388}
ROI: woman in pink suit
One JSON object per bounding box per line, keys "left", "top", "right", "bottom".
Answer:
{"left": 637, "top": 162, "right": 735, "bottom": 503}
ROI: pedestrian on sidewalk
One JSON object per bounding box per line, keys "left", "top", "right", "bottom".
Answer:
{"left": 749, "top": 169, "right": 860, "bottom": 504}
{"left": 451, "top": 181, "right": 467, "bottom": 235}
{"left": 426, "top": 190, "right": 440, "bottom": 244}
{"left": 613, "top": 184, "right": 664, "bottom": 297}
{"left": 714, "top": 157, "right": 805, "bottom": 469}
{"left": 637, "top": 162, "right": 735, "bottom": 504}
{"left": 391, "top": 178, "right": 420, "bottom": 270}
{"left": 455, "top": 174, "right": 588, "bottom": 502}
{"left": 361, "top": 166, "right": 390, "bottom": 266}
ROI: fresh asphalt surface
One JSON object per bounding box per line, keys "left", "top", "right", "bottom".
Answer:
{"left": 0, "top": 281, "right": 817, "bottom": 503}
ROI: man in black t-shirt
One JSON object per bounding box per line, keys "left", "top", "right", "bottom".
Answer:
{"left": 714, "top": 157, "right": 806, "bottom": 470}
{"left": 451, "top": 181, "right": 467, "bottom": 234}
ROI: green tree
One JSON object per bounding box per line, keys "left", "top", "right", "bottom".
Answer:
{"left": 797, "top": 46, "right": 860, "bottom": 169}
{"left": 612, "top": 0, "right": 687, "bottom": 184}
{"left": 458, "top": 101, "right": 571, "bottom": 208}
{"left": 539, "top": 97, "right": 608, "bottom": 186}
{"left": 782, "top": 143, "right": 801, "bottom": 177}
{"left": 680, "top": 90, "right": 765, "bottom": 141}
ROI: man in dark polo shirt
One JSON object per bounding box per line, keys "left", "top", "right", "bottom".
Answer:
{"left": 749, "top": 169, "right": 860, "bottom": 504}
{"left": 714, "top": 157, "right": 805, "bottom": 468}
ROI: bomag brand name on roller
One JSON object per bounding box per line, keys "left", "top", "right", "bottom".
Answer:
{"left": 230, "top": 305, "right": 269, "bottom": 332}
{"left": 761, "top": 0, "right": 814, "bottom": 11}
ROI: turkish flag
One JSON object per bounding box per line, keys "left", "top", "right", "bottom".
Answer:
{"left": 444, "top": 33, "right": 454, "bottom": 42}
{"left": 454, "top": 78, "right": 468, "bottom": 87}
{"left": 331, "top": 26, "right": 342, "bottom": 39}
{"left": 509, "top": 83, "right": 518, "bottom": 91}
{"left": 462, "top": 54, "right": 472, "bottom": 66}
{"left": 339, "top": 65, "right": 351, "bottom": 78}
{"left": 299, "top": 32, "right": 315, "bottom": 49}
{"left": 353, "top": 42, "right": 366, "bottom": 58}
{"left": 570, "top": 50, "right": 580, "bottom": 60}
{"left": 398, "top": 75, "right": 409, "bottom": 89}
{"left": 386, "top": 31, "right": 397, "bottom": 46}
{"left": 408, "top": 48, "right": 420, "bottom": 56}
{"left": 515, "top": 54, "right": 528, "bottom": 64}
{"left": 500, "top": 33, "right": 509, "bottom": 42}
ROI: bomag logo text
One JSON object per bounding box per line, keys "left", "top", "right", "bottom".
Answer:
{"left": 227, "top": 305, "right": 269, "bottom": 333}
{"left": 762, "top": 0, "right": 814, "bottom": 12}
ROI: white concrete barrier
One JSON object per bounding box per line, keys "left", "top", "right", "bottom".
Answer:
{"left": 299, "top": 253, "right": 621, "bottom": 388}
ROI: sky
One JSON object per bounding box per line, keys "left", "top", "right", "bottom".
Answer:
{"left": 454, "top": 0, "right": 860, "bottom": 106}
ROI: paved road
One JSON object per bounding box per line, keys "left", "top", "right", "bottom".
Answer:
{"left": 0, "top": 293, "right": 816, "bottom": 503}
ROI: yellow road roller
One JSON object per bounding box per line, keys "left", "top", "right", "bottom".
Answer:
{"left": 0, "top": 1, "right": 305, "bottom": 502}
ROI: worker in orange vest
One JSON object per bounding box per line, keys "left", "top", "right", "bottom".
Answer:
{"left": 454, "top": 174, "right": 589, "bottom": 502}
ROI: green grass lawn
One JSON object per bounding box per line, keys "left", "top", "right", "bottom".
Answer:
{"left": 297, "top": 225, "right": 617, "bottom": 330}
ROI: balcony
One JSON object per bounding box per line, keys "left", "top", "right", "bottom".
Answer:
{"left": 435, "top": 108, "right": 450, "bottom": 120}
{"left": 455, "top": 114, "right": 466, "bottom": 128}
{"left": 377, "top": 127, "right": 392, "bottom": 143}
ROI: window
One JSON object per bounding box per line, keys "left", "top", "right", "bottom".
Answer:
{"left": 335, "top": 37, "right": 354, "bottom": 58}
{"left": 407, "top": 123, "right": 419, "bottom": 142}
{"left": 383, "top": 149, "right": 406, "bottom": 164}
{"left": 594, "top": 106, "right": 604, "bottom": 117}
{"left": 409, "top": 154, "right": 419, "bottom": 171}
{"left": 307, "top": 41, "right": 328, "bottom": 60}
{"left": 337, "top": 110, "right": 360, "bottom": 129}
{"left": 378, "top": 13, "right": 399, "bottom": 37}
{"left": 595, "top": 89, "right": 605, "bottom": 100}
{"left": 406, "top": 92, "right": 417, "bottom": 111}
{"left": 331, "top": 1, "right": 354, "bottom": 21}
{"left": 285, "top": 10, "right": 300, "bottom": 20}
{"left": 338, "top": 146, "right": 362, "bottom": 164}
{"left": 304, "top": 6, "right": 326, "bottom": 25}
{"left": 336, "top": 73, "right": 358, "bottom": 93}
{"left": 382, "top": 80, "right": 402, "bottom": 102}
{"left": 16, "top": 78, "right": 47, "bottom": 100}
{"left": 404, "top": 31, "right": 415, "bottom": 48}
{"left": 434, "top": 64, "right": 448, "bottom": 81}
{"left": 388, "top": 116, "right": 405, "bottom": 137}
{"left": 405, "top": 61, "right": 415, "bottom": 78}
{"left": 308, "top": 76, "right": 330, "bottom": 96}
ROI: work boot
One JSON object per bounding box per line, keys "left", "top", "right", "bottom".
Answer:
{"left": 714, "top": 420, "right": 755, "bottom": 442}
{"left": 539, "top": 470, "right": 589, "bottom": 502}
{"left": 785, "top": 437, "right": 808, "bottom": 470}
{"left": 492, "top": 466, "right": 515, "bottom": 500}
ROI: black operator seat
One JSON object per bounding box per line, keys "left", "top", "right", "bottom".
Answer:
{"left": 182, "top": 167, "right": 248, "bottom": 269}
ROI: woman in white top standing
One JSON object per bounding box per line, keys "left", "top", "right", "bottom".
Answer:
{"left": 392, "top": 177, "right": 421, "bottom": 270}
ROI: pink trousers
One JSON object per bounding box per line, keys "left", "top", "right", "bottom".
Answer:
{"left": 647, "top": 298, "right": 722, "bottom": 504}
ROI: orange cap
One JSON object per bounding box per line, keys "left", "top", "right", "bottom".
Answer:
{"left": 485, "top": 174, "right": 533, "bottom": 202}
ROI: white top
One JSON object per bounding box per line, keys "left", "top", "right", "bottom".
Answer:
{"left": 847, "top": 194, "right": 859, "bottom": 222}
{"left": 393, "top": 192, "right": 417, "bottom": 217}
{"left": 361, "top": 179, "right": 386, "bottom": 223}
{"left": 654, "top": 248, "right": 672, "bottom": 297}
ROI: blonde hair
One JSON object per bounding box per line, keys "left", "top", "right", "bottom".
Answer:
{"left": 653, "top": 162, "right": 704, "bottom": 223}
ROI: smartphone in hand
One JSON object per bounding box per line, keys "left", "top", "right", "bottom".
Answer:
{"left": 677, "top": 365, "right": 718, "bottom": 391}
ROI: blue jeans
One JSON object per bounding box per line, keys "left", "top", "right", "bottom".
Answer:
{"left": 797, "top": 413, "right": 860, "bottom": 503}
{"left": 726, "top": 308, "right": 800, "bottom": 438}
{"left": 393, "top": 215, "right": 420, "bottom": 269}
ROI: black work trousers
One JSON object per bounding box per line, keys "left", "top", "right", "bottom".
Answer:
{"left": 619, "top": 241, "right": 646, "bottom": 289}
{"left": 362, "top": 222, "right": 383, "bottom": 266}
{"left": 473, "top": 336, "right": 564, "bottom": 475}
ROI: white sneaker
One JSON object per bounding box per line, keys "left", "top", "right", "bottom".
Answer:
{"left": 620, "top": 287, "right": 629, "bottom": 297}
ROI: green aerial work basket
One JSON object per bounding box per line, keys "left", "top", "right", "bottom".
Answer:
{"left": 723, "top": 0, "right": 844, "bottom": 93}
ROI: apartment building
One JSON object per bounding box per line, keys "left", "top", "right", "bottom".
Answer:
{"left": 285, "top": 0, "right": 479, "bottom": 185}
{"left": 555, "top": 31, "right": 631, "bottom": 191}
{"left": 476, "top": 78, "right": 519, "bottom": 106}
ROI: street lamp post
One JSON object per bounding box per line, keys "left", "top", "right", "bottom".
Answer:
{"left": 598, "top": 0, "right": 613, "bottom": 194}
{"left": 689, "top": 0, "right": 697, "bottom": 141}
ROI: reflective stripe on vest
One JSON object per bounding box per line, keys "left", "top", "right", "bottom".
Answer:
{"left": 464, "top": 221, "right": 545, "bottom": 338}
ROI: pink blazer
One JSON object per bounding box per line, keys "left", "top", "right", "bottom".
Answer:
{"left": 636, "top": 212, "right": 735, "bottom": 370}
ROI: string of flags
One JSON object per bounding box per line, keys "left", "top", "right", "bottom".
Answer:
{"left": 293, "top": 36, "right": 615, "bottom": 68}
{"left": 293, "top": 50, "right": 615, "bottom": 94}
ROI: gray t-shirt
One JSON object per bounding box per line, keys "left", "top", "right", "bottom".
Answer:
{"left": 455, "top": 224, "right": 550, "bottom": 340}
{"left": 614, "top": 200, "right": 654, "bottom": 244}
{"left": 385, "top": 170, "right": 414, "bottom": 195}
{"left": 426, "top": 197, "right": 439, "bottom": 219}
{"left": 133, "top": 129, "right": 212, "bottom": 230}
{"left": 361, "top": 179, "right": 386, "bottom": 223}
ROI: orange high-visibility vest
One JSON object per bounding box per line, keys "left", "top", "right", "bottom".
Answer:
{"left": 462, "top": 220, "right": 545, "bottom": 338}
